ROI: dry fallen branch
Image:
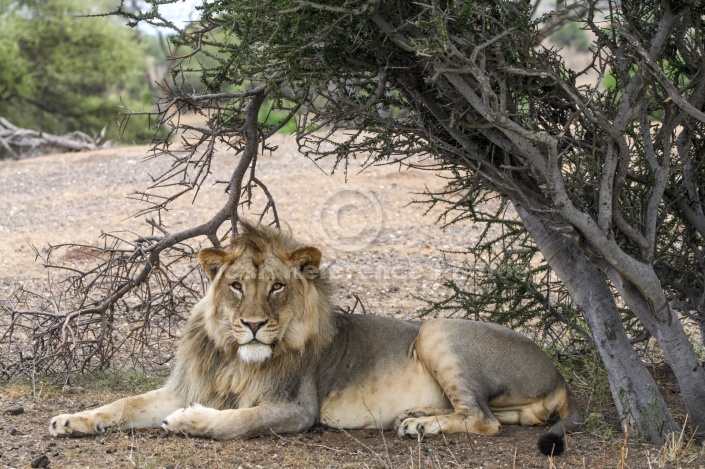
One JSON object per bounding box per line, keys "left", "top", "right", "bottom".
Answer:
{"left": 0, "top": 117, "right": 105, "bottom": 159}
{"left": 0, "top": 78, "right": 285, "bottom": 381}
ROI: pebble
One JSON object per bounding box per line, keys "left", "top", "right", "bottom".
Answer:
{"left": 3, "top": 404, "right": 24, "bottom": 415}
{"left": 30, "top": 454, "right": 50, "bottom": 468}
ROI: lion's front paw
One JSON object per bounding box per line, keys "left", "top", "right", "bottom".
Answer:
{"left": 162, "top": 404, "right": 219, "bottom": 438}
{"left": 49, "top": 412, "right": 110, "bottom": 437}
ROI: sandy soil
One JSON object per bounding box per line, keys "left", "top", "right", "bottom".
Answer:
{"left": 0, "top": 134, "right": 477, "bottom": 313}
{"left": 0, "top": 137, "right": 701, "bottom": 468}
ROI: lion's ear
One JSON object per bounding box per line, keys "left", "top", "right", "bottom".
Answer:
{"left": 198, "top": 248, "right": 228, "bottom": 280}
{"left": 290, "top": 247, "right": 322, "bottom": 279}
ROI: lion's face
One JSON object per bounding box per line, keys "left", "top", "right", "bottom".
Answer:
{"left": 197, "top": 235, "right": 322, "bottom": 364}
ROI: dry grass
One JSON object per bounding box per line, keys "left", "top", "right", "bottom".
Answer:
{"left": 2, "top": 373, "right": 703, "bottom": 468}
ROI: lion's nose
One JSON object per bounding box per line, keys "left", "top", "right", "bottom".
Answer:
{"left": 241, "top": 320, "right": 268, "bottom": 334}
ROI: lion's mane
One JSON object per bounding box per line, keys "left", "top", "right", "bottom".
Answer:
{"left": 165, "top": 222, "right": 335, "bottom": 409}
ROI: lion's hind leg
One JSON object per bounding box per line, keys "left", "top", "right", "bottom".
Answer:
{"left": 395, "top": 405, "right": 500, "bottom": 437}
{"left": 491, "top": 400, "right": 552, "bottom": 426}
{"left": 395, "top": 405, "right": 500, "bottom": 438}
{"left": 398, "top": 320, "right": 503, "bottom": 438}
{"left": 393, "top": 407, "right": 452, "bottom": 433}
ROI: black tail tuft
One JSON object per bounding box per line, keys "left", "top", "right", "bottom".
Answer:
{"left": 537, "top": 433, "right": 565, "bottom": 456}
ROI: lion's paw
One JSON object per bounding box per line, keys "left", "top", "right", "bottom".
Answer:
{"left": 162, "top": 403, "right": 219, "bottom": 438}
{"left": 396, "top": 416, "right": 442, "bottom": 439}
{"left": 393, "top": 410, "right": 429, "bottom": 432}
{"left": 49, "top": 412, "right": 110, "bottom": 437}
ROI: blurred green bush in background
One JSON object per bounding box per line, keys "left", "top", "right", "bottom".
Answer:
{"left": 0, "top": 0, "right": 161, "bottom": 144}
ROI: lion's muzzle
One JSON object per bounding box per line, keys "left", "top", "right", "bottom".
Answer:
{"left": 237, "top": 342, "right": 274, "bottom": 363}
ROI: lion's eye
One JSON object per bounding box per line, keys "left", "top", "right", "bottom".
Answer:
{"left": 231, "top": 282, "right": 242, "bottom": 291}
{"left": 271, "top": 282, "right": 284, "bottom": 293}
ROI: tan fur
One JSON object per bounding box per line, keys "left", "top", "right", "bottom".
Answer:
{"left": 320, "top": 356, "right": 449, "bottom": 429}
{"left": 49, "top": 222, "right": 581, "bottom": 446}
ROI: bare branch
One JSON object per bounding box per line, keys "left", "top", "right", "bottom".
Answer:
{"left": 0, "top": 117, "right": 104, "bottom": 158}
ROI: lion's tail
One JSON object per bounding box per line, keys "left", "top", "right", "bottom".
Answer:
{"left": 537, "top": 387, "right": 583, "bottom": 456}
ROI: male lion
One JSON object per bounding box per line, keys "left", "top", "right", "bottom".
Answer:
{"left": 50, "top": 222, "right": 581, "bottom": 455}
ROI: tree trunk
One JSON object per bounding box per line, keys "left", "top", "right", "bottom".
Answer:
{"left": 516, "top": 206, "right": 678, "bottom": 444}
{"left": 600, "top": 266, "right": 705, "bottom": 439}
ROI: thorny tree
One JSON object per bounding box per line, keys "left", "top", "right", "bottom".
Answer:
{"left": 0, "top": 85, "right": 281, "bottom": 374}
{"left": 1, "top": 0, "right": 704, "bottom": 446}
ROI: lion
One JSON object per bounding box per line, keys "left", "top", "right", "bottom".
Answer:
{"left": 49, "top": 221, "right": 582, "bottom": 455}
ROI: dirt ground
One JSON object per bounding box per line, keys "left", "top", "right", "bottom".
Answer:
{"left": 0, "top": 135, "right": 703, "bottom": 468}
{"left": 1, "top": 378, "right": 693, "bottom": 469}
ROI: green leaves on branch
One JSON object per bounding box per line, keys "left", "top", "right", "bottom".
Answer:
{"left": 0, "top": 0, "right": 154, "bottom": 144}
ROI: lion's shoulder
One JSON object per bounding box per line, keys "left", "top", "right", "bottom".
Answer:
{"left": 315, "top": 313, "right": 422, "bottom": 388}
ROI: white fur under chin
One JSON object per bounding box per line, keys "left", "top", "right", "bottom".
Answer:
{"left": 238, "top": 343, "right": 273, "bottom": 363}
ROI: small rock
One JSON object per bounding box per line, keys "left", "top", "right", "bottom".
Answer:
{"left": 3, "top": 404, "right": 24, "bottom": 415}
{"left": 30, "top": 454, "right": 50, "bottom": 468}
{"left": 62, "top": 386, "right": 85, "bottom": 394}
